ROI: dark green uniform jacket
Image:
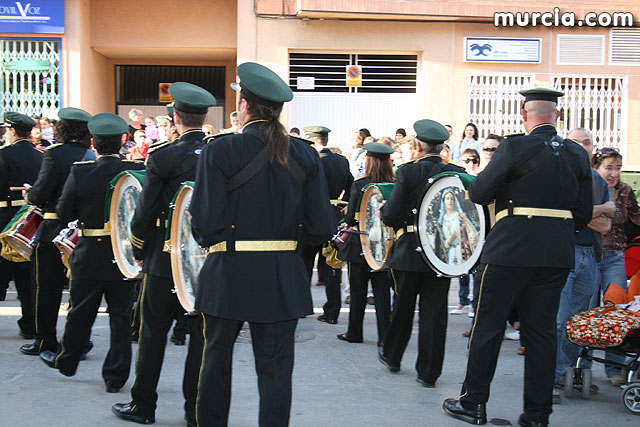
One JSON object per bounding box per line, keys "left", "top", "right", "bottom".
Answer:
{"left": 0, "top": 139, "right": 43, "bottom": 227}
{"left": 190, "top": 122, "right": 334, "bottom": 323}
{"left": 57, "top": 155, "right": 144, "bottom": 279}
{"left": 130, "top": 129, "right": 205, "bottom": 278}
{"left": 27, "top": 143, "right": 93, "bottom": 243}
{"left": 382, "top": 155, "right": 465, "bottom": 272}
{"left": 469, "top": 123, "right": 592, "bottom": 268}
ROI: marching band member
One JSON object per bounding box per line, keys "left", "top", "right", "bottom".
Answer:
{"left": 40, "top": 113, "right": 144, "bottom": 392}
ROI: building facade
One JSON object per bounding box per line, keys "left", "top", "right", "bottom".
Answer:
{"left": 1, "top": 0, "right": 639, "bottom": 164}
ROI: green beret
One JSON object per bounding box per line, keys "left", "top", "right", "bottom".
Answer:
{"left": 303, "top": 126, "right": 331, "bottom": 138}
{"left": 88, "top": 113, "right": 128, "bottom": 137}
{"left": 364, "top": 142, "right": 395, "bottom": 159}
{"left": 519, "top": 88, "right": 564, "bottom": 103}
{"left": 58, "top": 107, "right": 92, "bottom": 123}
{"left": 1, "top": 112, "right": 35, "bottom": 129}
{"left": 413, "top": 119, "right": 449, "bottom": 144}
{"left": 169, "top": 82, "right": 216, "bottom": 114}
{"left": 233, "top": 62, "right": 293, "bottom": 104}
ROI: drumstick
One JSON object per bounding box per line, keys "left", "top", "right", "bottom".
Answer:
{"left": 10, "top": 186, "right": 26, "bottom": 191}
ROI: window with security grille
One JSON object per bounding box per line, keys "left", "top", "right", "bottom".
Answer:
{"left": 289, "top": 52, "right": 417, "bottom": 94}
{"left": 467, "top": 73, "right": 535, "bottom": 139}
{"left": 552, "top": 75, "right": 627, "bottom": 150}
{"left": 0, "top": 38, "right": 61, "bottom": 118}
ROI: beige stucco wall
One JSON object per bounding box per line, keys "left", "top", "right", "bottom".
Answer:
{"left": 250, "top": 16, "right": 640, "bottom": 165}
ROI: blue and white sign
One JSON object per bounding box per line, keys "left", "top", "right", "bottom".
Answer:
{"left": 464, "top": 37, "right": 541, "bottom": 63}
{"left": 0, "top": 1, "right": 65, "bottom": 34}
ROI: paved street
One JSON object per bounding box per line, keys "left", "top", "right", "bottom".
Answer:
{"left": 0, "top": 273, "right": 638, "bottom": 426}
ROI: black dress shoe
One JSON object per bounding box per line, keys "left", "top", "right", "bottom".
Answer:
{"left": 19, "top": 331, "right": 36, "bottom": 340}
{"left": 40, "top": 350, "right": 58, "bottom": 368}
{"left": 416, "top": 378, "right": 435, "bottom": 388}
{"left": 518, "top": 413, "right": 547, "bottom": 427}
{"left": 336, "top": 333, "right": 363, "bottom": 343}
{"left": 442, "top": 398, "right": 487, "bottom": 425}
{"left": 112, "top": 402, "right": 155, "bottom": 424}
{"left": 20, "top": 342, "right": 41, "bottom": 356}
{"left": 106, "top": 385, "right": 121, "bottom": 393}
{"left": 317, "top": 314, "right": 337, "bottom": 324}
{"left": 377, "top": 350, "right": 400, "bottom": 373}
{"left": 170, "top": 333, "right": 186, "bottom": 346}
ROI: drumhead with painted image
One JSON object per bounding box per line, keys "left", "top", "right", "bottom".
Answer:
{"left": 109, "top": 172, "right": 143, "bottom": 279}
{"left": 358, "top": 183, "right": 395, "bottom": 271}
{"left": 415, "top": 174, "right": 485, "bottom": 277}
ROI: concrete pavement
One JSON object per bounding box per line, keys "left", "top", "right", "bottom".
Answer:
{"left": 0, "top": 274, "right": 638, "bottom": 426}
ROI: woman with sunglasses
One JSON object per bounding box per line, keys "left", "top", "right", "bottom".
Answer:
{"left": 479, "top": 134, "right": 503, "bottom": 172}
{"left": 592, "top": 147, "right": 640, "bottom": 385}
{"left": 460, "top": 148, "right": 480, "bottom": 176}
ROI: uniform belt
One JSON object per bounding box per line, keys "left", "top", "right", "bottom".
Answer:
{"left": 395, "top": 225, "right": 414, "bottom": 240}
{"left": 155, "top": 219, "right": 168, "bottom": 228}
{"left": 330, "top": 199, "right": 348, "bottom": 207}
{"left": 0, "top": 200, "right": 27, "bottom": 208}
{"left": 208, "top": 240, "right": 298, "bottom": 254}
{"left": 79, "top": 228, "right": 111, "bottom": 237}
{"left": 43, "top": 213, "right": 58, "bottom": 220}
{"left": 495, "top": 208, "right": 573, "bottom": 223}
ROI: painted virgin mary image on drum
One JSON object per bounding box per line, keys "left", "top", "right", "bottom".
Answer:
{"left": 427, "top": 187, "right": 479, "bottom": 265}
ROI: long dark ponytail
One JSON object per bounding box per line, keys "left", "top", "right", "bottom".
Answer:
{"left": 241, "top": 92, "right": 289, "bottom": 168}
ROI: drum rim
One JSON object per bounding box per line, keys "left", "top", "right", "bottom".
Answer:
{"left": 358, "top": 184, "right": 394, "bottom": 271}
{"left": 169, "top": 184, "right": 198, "bottom": 313}
{"left": 110, "top": 173, "right": 143, "bottom": 279}
{"left": 413, "top": 174, "right": 486, "bottom": 278}
{"left": 4, "top": 206, "right": 42, "bottom": 261}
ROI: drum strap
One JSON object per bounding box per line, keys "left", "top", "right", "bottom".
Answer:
{"left": 227, "top": 147, "right": 307, "bottom": 192}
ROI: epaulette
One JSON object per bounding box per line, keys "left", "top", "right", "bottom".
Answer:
{"left": 147, "top": 140, "right": 171, "bottom": 154}
{"left": 73, "top": 160, "right": 95, "bottom": 165}
{"left": 505, "top": 133, "right": 525, "bottom": 138}
{"left": 123, "top": 159, "right": 144, "bottom": 164}
{"left": 291, "top": 135, "right": 315, "bottom": 145}
{"left": 204, "top": 131, "right": 236, "bottom": 144}
{"left": 147, "top": 140, "right": 168, "bottom": 151}
{"left": 46, "top": 143, "right": 63, "bottom": 151}
{"left": 0, "top": 144, "right": 9, "bottom": 150}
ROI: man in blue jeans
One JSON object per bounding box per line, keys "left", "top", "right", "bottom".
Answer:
{"left": 553, "top": 128, "right": 615, "bottom": 402}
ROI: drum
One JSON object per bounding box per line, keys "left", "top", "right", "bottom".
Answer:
{"left": 357, "top": 183, "right": 395, "bottom": 271}
{"left": 2, "top": 206, "right": 43, "bottom": 261}
{"left": 414, "top": 172, "right": 487, "bottom": 277}
{"left": 53, "top": 220, "right": 79, "bottom": 262}
{"left": 107, "top": 170, "right": 145, "bottom": 279}
{"left": 168, "top": 182, "right": 207, "bottom": 313}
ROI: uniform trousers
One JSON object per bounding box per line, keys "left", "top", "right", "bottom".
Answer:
{"left": 55, "top": 275, "right": 134, "bottom": 386}
{"left": 381, "top": 269, "right": 450, "bottom": 383}
{"left": 345, "top": 262, "right": 392, "bottom": 346}
{"left": 460, "top": 264, "right": 569, "bottom": 424}
{"left": 130, "top": 274, "right": 203, "bottom": 419}
{"left": 0, "top": 257, "right": 35, "bottom": 334}
{"left": 197, "top": 314, "right": 298, "bottom": 427}
{"left": 34, "top": 242, "right": 68, "bottom": 351}
{"left": 302, "top": 244, "right": 341, "bottom": 320}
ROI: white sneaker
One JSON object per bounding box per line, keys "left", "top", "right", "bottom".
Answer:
{"left": 449, "top": 306, "right": 468, "bottom": 315}
{"left": 504, "top": 331, "right": 520, "bottom": 340}
{"left": 467, "top": 310, "right": 475, "bottom": 318}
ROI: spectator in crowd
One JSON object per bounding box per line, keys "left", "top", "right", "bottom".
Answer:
{"left": 202, "top": 124, "right": 215, "bottom": 136}
{"left": 39, "top": 117, "right": 54, "bottom": 143}
{"left": 379, "top": 136, "right": 394, "bottom": 148}
{"left": 155, "top": 115, "right": 178, "bottom": 142}
{"left": 223, "top": 111, "right": 242, "bottom": 133}
{"left": 144, "top": 116, "right": 159, "bottom": 142}
{"left": 31, "top": 128, "right": 45, "bottom": 151}
{"left": 126, "top": 129, "right": 149, "bottom": 161}
{"left": 289, "top": 127, "right": 300, "bottom": 136}
{"left": 349, "top": 130, "right": 368, "bottom": 179}
{"left": 460, "top": 148, "right": 481, "bottom": 176}
{"left": 444, "top": 124, "right": 453, "bottom": 143}
{"left": 127, "top": 109, "right": 145, "bottom": 139}
{"left": 395, "top": 128, "right": 406, "bottom": 143}
{"left": 479, "top": 134, "right": 503, "bottom": 172}
{"left": 452, "top": 122, "right": 481, "bottom": 164}
{"left": 440, "top": 143, "right": 451, "bottom": 164}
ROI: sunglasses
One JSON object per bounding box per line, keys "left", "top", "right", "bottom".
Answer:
{"left": 462, "top": 158, "right": 479, "bottom": 164}
{"left": 483, "top": 147, "right": 497, "bottom": 152}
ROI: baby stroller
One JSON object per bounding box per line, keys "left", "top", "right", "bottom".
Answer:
{"left": 564, "top": 295, "right": 640, "bottom": 414}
